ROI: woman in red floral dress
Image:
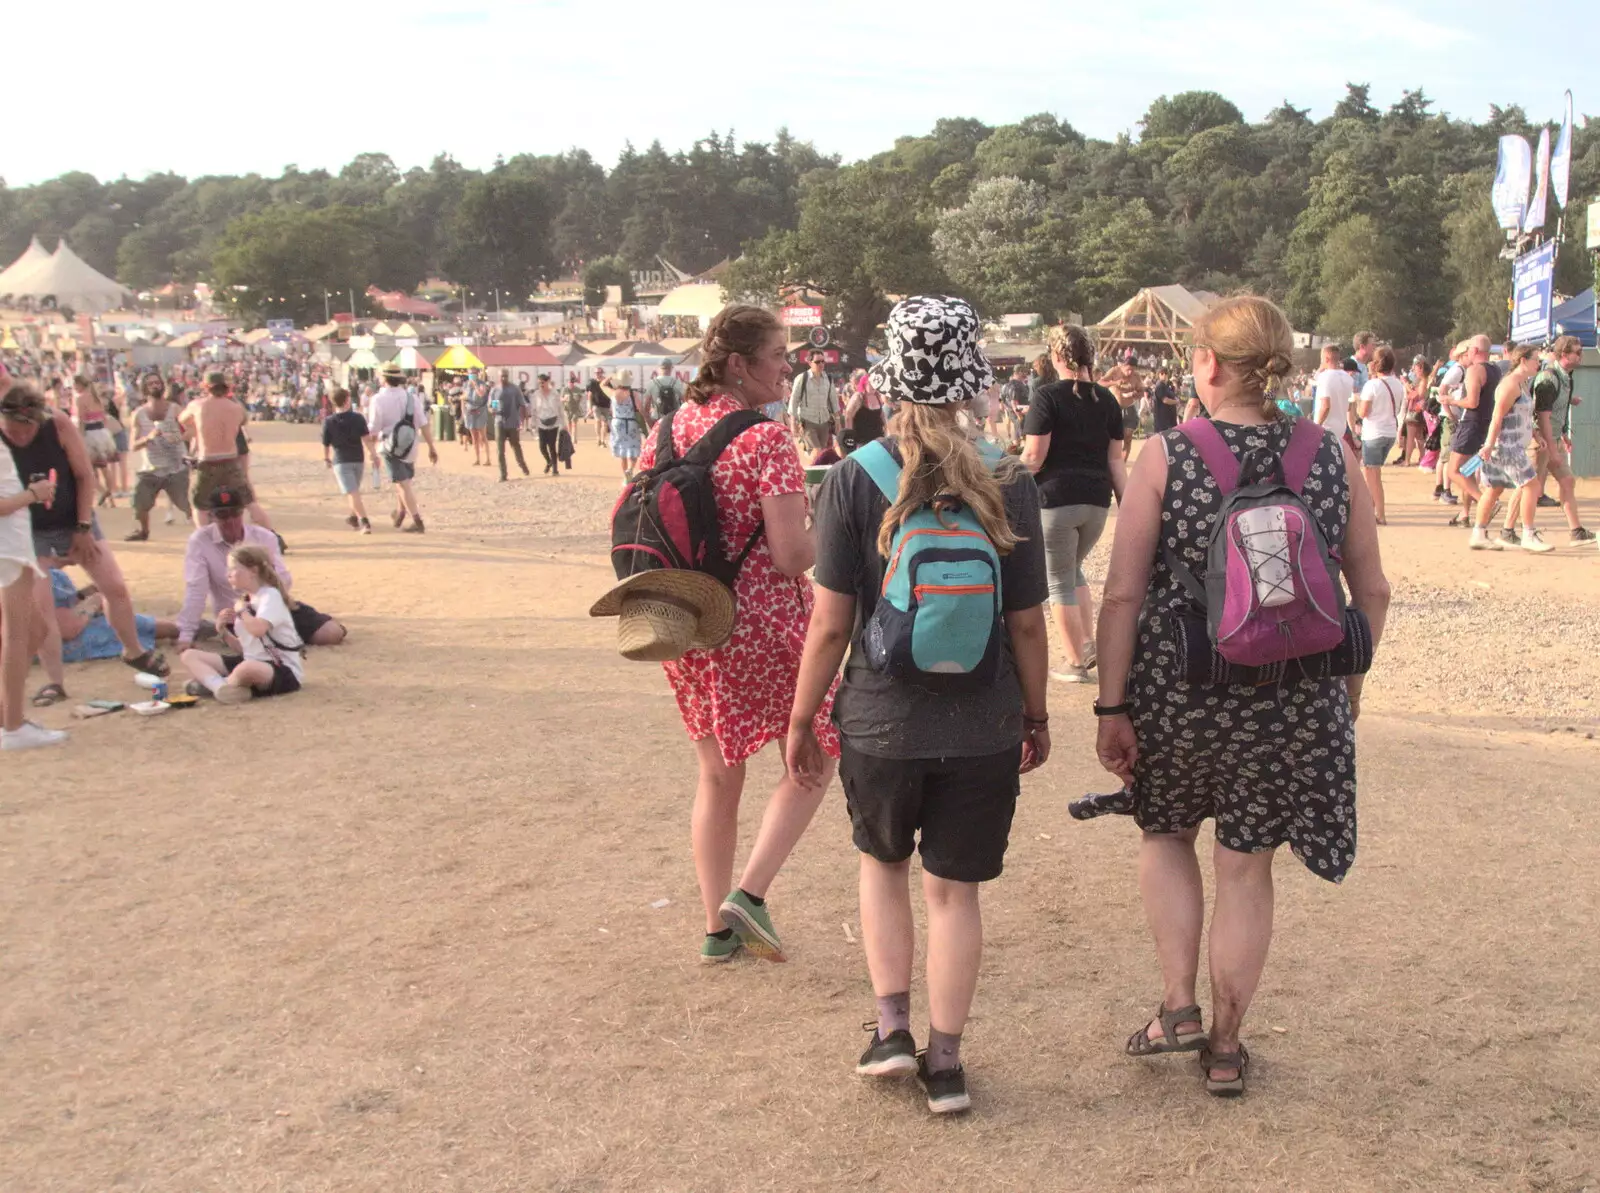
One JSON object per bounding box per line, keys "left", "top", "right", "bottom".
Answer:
{"left": 636, "top": 305, "right": 839, "bottom": 965}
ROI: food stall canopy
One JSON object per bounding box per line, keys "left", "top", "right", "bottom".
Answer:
{"left": 346, "top": 348, "right": 380, "bottom": 368}
{"left": 433, "top": 345, "right": 486, "bottom": 370}
{"left": 392, "top": 346, "right": 430, "bottom": 370}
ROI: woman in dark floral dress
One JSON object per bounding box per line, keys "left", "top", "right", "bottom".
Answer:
{"left": 1091, "top": 296, "right": 1392, "bottom": 1097}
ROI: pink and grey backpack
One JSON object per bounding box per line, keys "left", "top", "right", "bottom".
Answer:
{"left": 1166, "top": 418, "right": 1347, "bottom": 668}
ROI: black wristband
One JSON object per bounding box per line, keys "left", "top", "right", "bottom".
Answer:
{"left": 1093, "top": 701, "right": 1133, "bottom": 718}
{"left": 1022, "top": 713, "right": 1048, "bottom": 726}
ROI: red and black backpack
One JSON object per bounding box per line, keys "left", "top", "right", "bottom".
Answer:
{"left": 608, "top": 409, "right": 768, "bottom": 589}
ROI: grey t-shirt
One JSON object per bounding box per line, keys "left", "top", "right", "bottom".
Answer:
{"left": 494, "top": 385, "right": 526, "bottom": 429}
{"left": 811, "top": 439, "right": 1048, "bottom": 759}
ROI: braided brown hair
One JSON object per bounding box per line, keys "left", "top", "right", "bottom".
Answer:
{"left": 684, "top": 304, "right": 783, "bottom": 405}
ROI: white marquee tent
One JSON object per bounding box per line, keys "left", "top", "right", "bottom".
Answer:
{"left": 0, "top": 240, "right": 133, "bottom": 312}
{"left": 0, "top": 237, "right": 53, "bottom": 293}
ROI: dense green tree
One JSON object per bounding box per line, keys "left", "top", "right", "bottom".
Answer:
{"left": 444, "top": 172, "right": 555, "bottom": 297}
{"left": 727, "top": 162, "right": 945, "bottom": 359}
{"left": 933, "top": 177, "right": 1072, "bottom": 316}
{"left": 582, "top": 255, "right": 636, "bottom": 307}
{"left": 211, "top": 205, "right": 417, "bottom": 324}
{"left": 1140, "top": 92, "right": 1244, "bottom": 141}
{"left": 1073, "top": 197, "right": 1179, "bottom": 319}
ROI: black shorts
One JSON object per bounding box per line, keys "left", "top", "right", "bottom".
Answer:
{"left": 290, "top": 601, "right": 333, "bottom": 643}
{"left": 840, "top": 741, "right": 1021, "bottom": 882}
{"left": 220, "top": 654, "right": 301, "bottom": 698}
{"left": 1121, "top": 405, "right": 1140, "bottom": 434}
{"left": 1451, "top": 418, "right": 1488, "bottom": 457}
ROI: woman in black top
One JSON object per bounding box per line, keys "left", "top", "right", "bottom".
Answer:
{"left": 1020, "top": 325, "right": 1127, "bottom": 683}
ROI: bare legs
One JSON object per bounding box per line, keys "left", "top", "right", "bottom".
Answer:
{"left": 1, "top": 575, "right": 35, "bottom": 732}
{"left": 395, "top": 478, "right": 422, "bottom": 522}
{"left": 181, "top": 647, "right": 271, "bottom": 694}
{"left": 858, "top": 857, "right": 984, "bottom": 1040}
{"left": 1206, "top": 842, "right": 1276, "bottom": 1077}
{"left": 1363, "top": 464, "right": 1386, "bottom": 523}
{"left": 689, "top": 736, "right": 833, "bottom": 934}
{"left": 922, "top": 873, "right": 982, "bottom": 1037}
{"left": 1050, "top": 587, "right": 1096, "bottom": 669}
{"left": 1136, "top": 829, "right": 1277, "bottom": 1078}
{"left": 1447, "top": 453, "right": 1480, "bottom": 521}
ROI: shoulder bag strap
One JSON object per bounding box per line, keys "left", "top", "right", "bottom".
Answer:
{"left": 853, "top": 438, "right": 901, "bottom": 502}
{"left": 679, "top": 409, "right": 767, "bottom": 468}
{"left": 1177, "top": 419, "right": 1240, "bottom": 494}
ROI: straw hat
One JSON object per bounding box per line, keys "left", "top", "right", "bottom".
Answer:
{"left": 590, "top": 569, "right": 735, "bottom": 659}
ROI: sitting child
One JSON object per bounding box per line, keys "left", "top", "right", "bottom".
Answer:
{"left": 181, "top": 545, "right": 304, "bottom": 704}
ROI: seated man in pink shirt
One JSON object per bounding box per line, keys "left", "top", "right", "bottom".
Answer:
{"left": 173, "top": 485, "right": 346, "bottom": 653}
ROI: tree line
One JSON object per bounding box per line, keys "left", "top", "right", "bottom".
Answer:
{"left": 1, "top": 86, "right": 1594, "bottom": 353}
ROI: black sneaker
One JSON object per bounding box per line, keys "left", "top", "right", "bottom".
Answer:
{"left": 1571, "top": 527, "right": 1595, "bottom": 543}
{"left": 1537, "top": 495, "right": 1560, "bottom": 509}
{"left": 1499, "top": 527, "right": 1520, "bottom": 545}
{"left": 916, "top": 1052, "right": 971, "bottom": 1114}
{"left": 856, "top": 1026, "right": 917, "bottom": 1078}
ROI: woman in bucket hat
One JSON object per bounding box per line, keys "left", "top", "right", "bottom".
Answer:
{"left": 596, "top": 305, "right": 839, "bottom": 965}
{"left": 787, "top": 295, "right": 1053, "bottom": 1115}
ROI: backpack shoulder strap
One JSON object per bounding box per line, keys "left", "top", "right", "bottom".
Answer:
{"left": 680, "top": 409, "right": 766, "bottom": 467}
{"left": 655, "top": 411, "right": 678, "bottom": 465}
{"left": 853, "top": 438, "right": 901, "bottom": 502}
{"left": 1281, "top": 417, "right": 1326, "bottom": 493}
{"left": 1177, "top": 419, "right": 1240, "bottom": 494}
{"left": 974, "top": 438, "right": 1006, "bottom": 472}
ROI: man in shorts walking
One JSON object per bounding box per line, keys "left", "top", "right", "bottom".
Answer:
{"left": 126, "top": 382, "right": 191, "bottom": 541}
{"left": 367, "top": 366, "right": 437, "bottom": 532}
{"left": 1531, "top": 336, "right": 1592, "bottom": 544}
{"left": 321, "top": 387, "right": 373, "bottom": 533}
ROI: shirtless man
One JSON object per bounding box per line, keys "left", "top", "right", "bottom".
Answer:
{"left": 1103, "top": 357, "right": 1145, "bottom": 460}
{"left": 179, "top": 372, "right": 274, "bottom": 533}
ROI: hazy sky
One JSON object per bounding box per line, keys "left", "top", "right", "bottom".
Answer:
{"left": 8, "top": 0, "right": 1583, "bottom": 185}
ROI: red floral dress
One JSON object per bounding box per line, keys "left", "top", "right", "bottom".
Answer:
{"left": 639, "top": 394, "right": 840, "bottom": 768}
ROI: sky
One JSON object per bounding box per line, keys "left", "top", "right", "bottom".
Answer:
{"left": 6, "top": 0, "right": 1583, "bottom": 186}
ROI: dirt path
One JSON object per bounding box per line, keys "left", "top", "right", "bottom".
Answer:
{"left": 3, "top": 425, "right": 1596, "bottom": 1192}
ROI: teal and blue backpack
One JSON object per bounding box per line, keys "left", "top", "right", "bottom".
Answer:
{"left": 853, "top": 438, "right": 1007, "bottom": 689}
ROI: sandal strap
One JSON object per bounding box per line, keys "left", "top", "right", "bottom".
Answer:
{"left": 1202, "top": 1044, "right": 1250, "bottom": 1071}
{"left": 1159, "top": 1003, "right": 1203, "bottom": 1039}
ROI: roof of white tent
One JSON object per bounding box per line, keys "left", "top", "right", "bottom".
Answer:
{"left": 0, "top": 238, "right": 54, "bottom": 292}
{"left": 2, "top": 241, "right": 132, "bottom": 312}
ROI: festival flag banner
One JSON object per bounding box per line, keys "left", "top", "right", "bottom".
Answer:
{"left": 1551, "top": 91, "right": 1573, "bottom": 211}
{"left": 1523, "top": 128, "right": 1551, "bottom": 233}
{"left": 1510, "top": 241, "right": 1557, "bottom": 344}
{"left": 1492, "top": 135, "right": 1533, "bottom": 231}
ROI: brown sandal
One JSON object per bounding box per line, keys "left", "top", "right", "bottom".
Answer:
{"left": 1199, "top": 1043, "right": 1250, "bottom": 1097}
{"left": 1126, "top": 1003, "right": 1208, "bottom": 1056}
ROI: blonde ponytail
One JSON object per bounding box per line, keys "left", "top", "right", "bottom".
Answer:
{"left": 877, "top": 404, "right": 1021, "bottom": 559}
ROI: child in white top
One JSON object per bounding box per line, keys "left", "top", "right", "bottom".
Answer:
{"left": 180, "top": 544, "right": 304, "bottom": 704}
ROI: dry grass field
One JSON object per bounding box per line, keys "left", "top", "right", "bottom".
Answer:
{"left": 3, "top": 423, "right": 1597, "bottom": 1192}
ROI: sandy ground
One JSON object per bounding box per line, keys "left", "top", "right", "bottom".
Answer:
{"left": 3, "top": 421, "right": 1598, "bottom": 1193}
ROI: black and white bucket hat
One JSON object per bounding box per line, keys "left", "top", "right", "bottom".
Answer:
{"left": 867, "top": 295, "right": 993, "bottom": 406}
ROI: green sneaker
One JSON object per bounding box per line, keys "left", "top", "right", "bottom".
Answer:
{"left": 699, "top": 932, "right": 742, "bottom": 965}
{"left": 718, "top": 890, "right": 786, "bottom": 962}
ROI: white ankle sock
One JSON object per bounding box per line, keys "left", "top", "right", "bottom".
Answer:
{"left": 202, "top": 675, "right": 226, "bottom": 693}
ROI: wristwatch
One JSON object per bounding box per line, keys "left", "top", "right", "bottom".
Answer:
{"left": 75, "top": 520, "right": 93, "bottom": 534}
